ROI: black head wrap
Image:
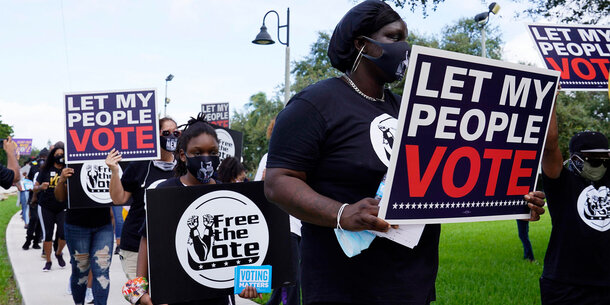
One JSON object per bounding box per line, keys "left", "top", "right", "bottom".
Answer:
{"left": 328, "top": 0, "right": 402, "bottom": 73}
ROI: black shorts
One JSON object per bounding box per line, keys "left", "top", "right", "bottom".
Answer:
{"left": 540, "top": 276, "right": 610, "bottom": 305}
{"left": 38, "top": 205, "right": 65, "bottom": 242}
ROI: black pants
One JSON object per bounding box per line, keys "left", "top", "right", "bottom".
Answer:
{"left": 540, "top": 276, "right": 610, "bottom": 305}
{"left": 38, "top": 205, "right": 65, "bottom": 242}
{"left": 26, "top": 203, "right": 42, "bottom": 243}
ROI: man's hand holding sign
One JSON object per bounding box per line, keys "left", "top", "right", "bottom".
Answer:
{"left": 378, "top": 46, "right": 559, "bottom": 225}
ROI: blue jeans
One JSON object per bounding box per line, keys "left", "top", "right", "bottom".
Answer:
{"left": 65, "top": 222, "right": 114, "bottom": 305}
{"left": 111, "top": 206, "right": 124, "bottom": 239}
{"left": 517, "top": 220, "right": 534, "bottom": 261}
{"left": 20, "top": 191, "right": 29, "bottom": 224}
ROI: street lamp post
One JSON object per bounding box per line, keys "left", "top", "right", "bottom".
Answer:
{"left": 252, "top": 8, "right": 290, "bottom": 106}
{"left": 164, "top": 74, "right": 174, "bottom": 117}
{"left": 474, "top": 2, "right": 500, "bottom": 58}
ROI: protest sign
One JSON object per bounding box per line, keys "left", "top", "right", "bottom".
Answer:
{"left": 215, "top": 126, "right": 243, "bottom": 163}
{"left": 146, "top": 181, "right": 294, "bottom": 304}
{"left": 13, "top": 138, "right": 33, "bottom": 155}
{"left": 67, "top": 161, "right": 131, "bottom": 209}
{"left": 527, "top": 23, "right": 610, "bottom": 91}
{"left": 234, "top": 265, "right": 272, "bottom": 294}
{"left": 64, "top": 89, "right": 160, "bottom": 163}
{"left": 378, "top": 46, "right": 560, "bottom": 224}
{"left": 202, "top": 102, "right": 230, "bottom": 128}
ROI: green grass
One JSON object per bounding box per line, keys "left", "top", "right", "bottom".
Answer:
{"left": 254, "top": 214, "right": 551, "bottom": 305}
{"left": 0, "top": 195, "right": 23, "bottom": 304}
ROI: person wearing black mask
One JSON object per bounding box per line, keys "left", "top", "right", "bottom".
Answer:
{"left": 540, "top": 104, "right": 610, "bottom": 304}
{"left": 106, "top": 117, "right": 179, "bottom": 280}
{"left": 125, "top": 113, "right": 259, "bottom": 305}
{"left": 33, "top": 146, "right": 67, "bottom": 271}
{"left": 264, "top": 1, "right": 546, "bottom": 304}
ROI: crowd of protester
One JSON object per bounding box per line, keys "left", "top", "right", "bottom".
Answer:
{"left": 0, "top": 1, "right": 609, "bottom": 304}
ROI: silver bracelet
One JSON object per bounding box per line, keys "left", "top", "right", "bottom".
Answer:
{"left": 336, "top": 203, "right": 349, "bottom": 230}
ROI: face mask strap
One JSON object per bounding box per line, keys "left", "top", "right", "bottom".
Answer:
{"left": 351, "top": 45, "right": 366, "bottom": 74}
{"left": 336, "top": 203, "right": 349, "bottom": 230}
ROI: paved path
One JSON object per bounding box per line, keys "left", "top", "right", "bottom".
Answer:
{"left": 7, "top": 212, "right": 257, "bottom": 305}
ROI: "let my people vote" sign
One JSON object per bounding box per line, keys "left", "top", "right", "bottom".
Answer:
{"left": 378, "top": 46, "right": 560, "bottom": 224}
{"left": 64, "top": 89, "right": 160, "bottom": 163}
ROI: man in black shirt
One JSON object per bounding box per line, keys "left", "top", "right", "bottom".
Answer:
{"left": 1, "top": 137, "right": 20, "bottom": 189}
{"left": 541, "top": 106, "right": 610, "bottom": 304}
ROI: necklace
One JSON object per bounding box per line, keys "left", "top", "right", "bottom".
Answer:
{"left": 342, "top": 74, "right": 385, "bottom": 102}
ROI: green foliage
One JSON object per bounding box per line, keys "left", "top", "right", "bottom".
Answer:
{"left": 0, "top": 115, "right": 15, "bottom": 167}
{"left": 385, "top": 0, "right": 446, "bottom": 17}
{"left": 231, "top": 93, "right": 283, "bottom": 177}
{"left": 0, "top": 196, "right": 23, "bottom": 304}
{"left": 291, "top": 32, "right": 342, "bottom": 95}
{"left": 518, "top": 0, "right": 609, "bottom": 24}
{"left": 555, "top": 91, "right": 610, "bottom": 159}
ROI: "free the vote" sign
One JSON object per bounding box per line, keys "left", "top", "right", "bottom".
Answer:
{"left": 64, "top": 89, "right": 160, "bottom": 163}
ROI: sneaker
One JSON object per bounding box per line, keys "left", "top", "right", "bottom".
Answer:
{"left": 114, "top": 247, "right": 120, "bottom": 255}
{"left": 56, "top": 253, "right": 66, "bottom": 268}
{"left": 85, "top": 287, "right": 94, "bottom": 303}
{"left": 32, "top": 243, "right": 41, "bottom": 249}
{"left": 22, "top": 240, "right": 30, "bottom": 250}
{"left": 42, "top": 261, "right": 52, "bottom": 272}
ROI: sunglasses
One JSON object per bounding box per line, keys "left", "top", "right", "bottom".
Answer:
{"left": 162, "top": 130, "right": 181, "bottom": 137}
{"left": 582, "top": 155, "right": 610, "bottom": 167}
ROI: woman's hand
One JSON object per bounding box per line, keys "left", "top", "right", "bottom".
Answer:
{"left": 59, "top": 168, "right": 74, "bottom": 184}
{"left": 524, "top": 191, "right": 546, "bottom": 221}
{"left": 138, "top": 293, "right": 153, "bottom": 305}
{"left": 105, "top": 148, "right": 122, "bottom": 173}
{"left": 339, "top": 198, "right": 390, "bottom": 232}
{"left": 40, "top": 182, "right": 49, "bottom": 190}
{"left": 238, "top": 286, "right": 262, "bottom": 299}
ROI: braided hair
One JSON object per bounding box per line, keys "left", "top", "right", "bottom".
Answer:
{"left": 217, "top": 157, "right": 245, "bottom": 183}
{"left": 174, "top": 113, "right": 219, "bottom": 177}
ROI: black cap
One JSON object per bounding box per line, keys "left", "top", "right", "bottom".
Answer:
{"left": 569, "top": 131, "right": 610, "bottom": 154}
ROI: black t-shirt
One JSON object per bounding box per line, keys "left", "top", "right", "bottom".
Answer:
{"left": 542, "top": 167, "right": 610, "bottom": 286}
{"left": 120, "top": 161, "right": 175, "bottom": 252}
{"left": 27, "top": 161, "right": 41, "bottom": 181}
{"left": 36, "top": 167, "right": 66, "bottom": 212}
{"left": 66, "top": 208, "right": 111, "bottom": 228}
{"left": 138, "top": 177, "right": 183, "bottom": 238}
{"left": 0, "top": 164, "right": 14, "bottom": 189}
{"left": 267, "top": 77, "right": 441, "bottom": 305}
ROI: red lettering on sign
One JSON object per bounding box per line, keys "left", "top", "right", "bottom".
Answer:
{"left": 590, "top": 58, "right": 610, "bottom": 80}
{"left": 545, "top": 57, "right": 570, "bottom": 79}
{"left": 115, "top": 127, "right": 134, "bottom": 150}
{"left": 69, "top": 129, "right": 91, "bottom": 152}
{"left": 405, "top": 145, "right": 446, "bottom": 197}
{"left": 483, "top": 149, "right": 513, "bottom": 196}
{"left": 92, "top": 128, "right": 114, "bottom": 151}
{"left": 507, "top": 150, "right": 537, "bottom": 195}
{"left": 136, "top": 126, "right": 154, "bottom": 149}
{"left": 572, "top": 58, "right": 595, "bottom": 80}
{"left": 442, "top": 147, "right": 480, "bottom": 198}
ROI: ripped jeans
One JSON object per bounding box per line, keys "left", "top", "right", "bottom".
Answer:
{"left": 65, "top": 223, "right": 114, "bottom": 305}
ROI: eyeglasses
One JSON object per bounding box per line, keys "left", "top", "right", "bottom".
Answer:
{"left": 162, "top": 130, "right": 181, "bottom": 137}
{"left": 582, "top": 156, "right": 610, "bottom": 167}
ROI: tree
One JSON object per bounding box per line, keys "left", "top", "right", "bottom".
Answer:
{"left": 291, "top": 32, "right": 342, "bottom": 95}
{"left": 518, "top": 0, "right": 609, "bottom": 24}
{"left": 555, "top": 91, "right": 610, "bottom": 159}
{"left": 230, "top": 92, "right": 283, "bottom": 177}
{"left": 0, "top": 115, "right": 15, "bottom": 166}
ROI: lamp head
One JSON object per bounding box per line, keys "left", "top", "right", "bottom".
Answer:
{"left": 166, "top": 74, "right": 174, "bottom": 81}
{"left": 489, "top": 2, "right": 501, "bottom": 14}
{"left": 252, "top": 25, "right": 275, "bottom": 45}
{"left": 474, "top": 12, "right": 489, "bottom": 24}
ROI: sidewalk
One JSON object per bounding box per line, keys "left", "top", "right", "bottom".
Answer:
{"left": 6, "top": 212, "right": 257, "bottom": 305}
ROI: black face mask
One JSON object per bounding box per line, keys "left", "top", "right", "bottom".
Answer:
{"left": 160, "top": 135, "right": 178, "bottom": 152}
{"left": 185, "top": 155, "right": 220, "bottom": 184}
{"left": 362, "top": 37, "right": 411, "bottom": 82}
{"left": 55, "top": 154, "right": 65, "bottom": 165}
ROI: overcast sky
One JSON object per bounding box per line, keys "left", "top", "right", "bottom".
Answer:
{"left": 1, "top": 0, "right": 555, "bottom": 149}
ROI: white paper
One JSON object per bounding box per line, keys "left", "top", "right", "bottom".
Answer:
{"left": 369, "top": 224, "right": 425, "bottom": 249}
